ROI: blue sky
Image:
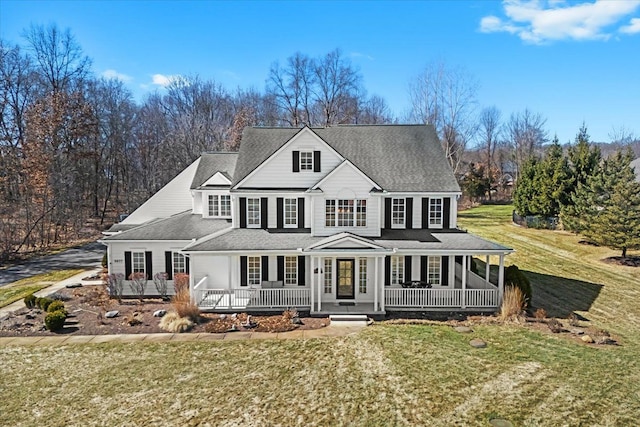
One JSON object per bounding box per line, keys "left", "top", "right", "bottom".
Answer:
{"left": 1, "top": 0, "right": 639, "bottom": 144}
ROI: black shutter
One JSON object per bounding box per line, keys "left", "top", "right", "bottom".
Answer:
{"left": 124, "top": 251, "right": 132, "bottom": 280}
{"left": 165, "top": 251, "right": 173, "bottom": 280}
{"left": 240, "top": 256, "right": 248, "bottom": 286}
{"left": 239, "top": 197, "right": 247, "bottom": 228}
{"left": 404, "top": 256, "right": 412, "bottom": 282}
{"left": 276, "top": 198, "right": 284, "bottom": 228}
{"left": 293, "top": 151, "right": 300, "bottom": 172}
{"left": 185, "top": 256, "right": 190, "bottom": 274}
{"left": 145, "top": 251, "right": 153, "bottom": 280}
{"left": 406, "top": 198, "right": 413, "bottom": 229}
{"left": 384, "top": 198, "right": 392, "bottom": 229}
{"left": 420, "top": 256, "right": 428, "bottom": 283}
{"left": 261, "top": 256, "right": 269, "bottom": 281}
{"left": 261, "top": 197, "right": 268, "bottom": 229}
{"left": 298, "top": 198, "right": 305, "bottom": 228}
{"left": 443, "top": 197, "right": 451, "bottom": 229}
{"left": 277, "top": 256, "right": 285, "bottom": 281}
{"left": 422, "top": 197, "right": 430, "bottom": 229}
{"left": 313, "top": 150, "right": 321, "bottom": 172}
{"left": 441, "top": 256, "right": 449, "bottom": 286}
{"left": 298, "top": 256, "right": 306, "bottom": 286}
{"left": 385, "top": 256, "right": 391, "bottom": 286}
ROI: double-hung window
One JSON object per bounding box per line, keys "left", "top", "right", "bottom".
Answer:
{"left": 428, "top": 256, "right": 441, "bottom": 285}
{"left": 325, "top": 199, "right": 366, "bottom": 227}
{"left": 429, "top": 198, "right": 443, "bottom": 228}
{"left": 173, "top": 252, "right": 186, "bottom": 274}
{"left": 284, "top": 198, "right": 297, "bottom": 228}
{"left": 300, "top": 151, "right": 313, "bottom": 171}
{"left": 285, "top": 256, "right": 297, "bottom": 285}
{"left": 391, "top": 256, "right": 404, "bottom": 285}
{"left": 208, "top": 194, "right": 231, "bottom": 217}
{"left": 247, "top": 198, "right": 261, "bottom": 228}
{"left": 132, "top": 251, "right": 146, "bottom": 276}
{"left": 247, "top": 256, "right": 261, "bottom": 286}
{"left": 392, "top": 198, "right": 405, "bottom": 228}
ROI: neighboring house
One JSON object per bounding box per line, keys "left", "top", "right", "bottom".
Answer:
{"left": 632, "top": 158, "right": 640, "bottom": 183}
{"left": 102, "top": 125, "right": 513, "bottom": 315}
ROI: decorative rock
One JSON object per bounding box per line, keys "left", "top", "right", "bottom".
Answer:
{"left": 231, "top": 313, "right": 238, "bottom": 319}
{"left": 219, "top": 314, "right": 226, "bottom": 319}
{"left": 489, "top": 418, "right": 514, "bottom": 427}
{"left": 455, "top": 326, "right": 473, "bottom": 333}
{"left": 65, "top": 283, "right": 82, "bottom": 288}
{"left": 153, "top": 309, "right": 167, "bottom": 317}
{"left": 581, "top": 335, "right": 595, "bottom": 343}
{"left": 470, "top": 338, "right": 487, "bottom": 348}
{"left": 25, "top": 313, "right": 36, "bottom": 320}
{"left": 570, "top": 328, "right": 584, "bottom": 336}
{"left": 105, "top": 310, "right": 119, "bottom": 318}
{"left": 226, "top": 324, "right": 239, "bottom": 332}
{"left": 292, "top": 317, "right": 304, "bottom": 325}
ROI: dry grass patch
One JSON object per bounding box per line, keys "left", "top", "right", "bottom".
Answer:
{"left": 0, "top": 269, "right": 84, "bottom": 308}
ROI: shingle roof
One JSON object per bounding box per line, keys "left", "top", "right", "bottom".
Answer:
{"left": 190, "top": 152, "right": 238, "bottom": 189}
{"left": 232, "top": 125, "right": 460, "bottom": 192}
{"left": 184, "top": 228, "right": 511, "bottom": 253}
{"left": 103, "top": 211, "right": 231, "bottom": 241}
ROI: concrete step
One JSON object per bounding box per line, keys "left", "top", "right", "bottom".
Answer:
{"left": 329, "top": 314, "right": 369, "bottom": 323}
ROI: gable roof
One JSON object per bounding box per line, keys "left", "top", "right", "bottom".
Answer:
{"left": 231, "top": 125, "right": 460, "bottom": 192}
{"left": 190, "top": 152, "right": 238, "bottom": 189}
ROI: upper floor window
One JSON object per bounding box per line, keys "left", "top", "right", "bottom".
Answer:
{"left": 391, "top": 256, "right": 404, "bottom": 285}
{"left": 429, "top": 198, "right": 443, "bottom": 228}
{"left": 208, "top": 194, "right": 231, "bottom": 218}
{"left": 300, "top": 151, "right": 313, "bottom": 171}
{"left": 284, "top": 198, "right": 297, "bottom": 228}
{"left": 325, "top": 199, "right": 366, "bottom": 227}
{"left": 392, "top": 198, "right": 405, "bottom": 228}
{"left": 247, "top": 198, "right": 261, "bottom": 228}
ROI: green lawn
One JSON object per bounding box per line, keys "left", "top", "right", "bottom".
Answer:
{"left": 0, "top": 269, "right": 84, "bottom": 308}
{"left": 1, "top": 205, "right": 639, "bottom": 426}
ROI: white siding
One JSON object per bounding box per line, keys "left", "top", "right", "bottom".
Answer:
{"left": 122, "top": 158, "right": 200, "bottom": 225}
{"left": 313, "top": 164, "right": 381, "bottom": 237}
{"left": 239, "top": 130, "right": 342, "bottom": 189}
{"left": 107, "top": 241, "right": 190, "bottom": 280}
{"left": 193, "top": 191, "right": 203, "bottom": 215}
{"left": 190, "top": 254, "right": 230, "bottom": 288}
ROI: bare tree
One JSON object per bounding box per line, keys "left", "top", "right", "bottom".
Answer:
{"left": 313, "top": 49, "right": 362, "bottom": 126}
{"left": 409, "top": 61, "right": 479, "bottom": 174}
{"left": 506, "top": 109, "right": 548, "bottom": 180}
{"left": 478, "top": 106, "right": 502, "bottom": 198}
{"left": 267, "top": 52, "right": 315, "bottom": 126}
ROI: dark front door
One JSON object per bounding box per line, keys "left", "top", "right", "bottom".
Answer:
{"left": 337, "top": 259, "right": 355, "bottom": 299}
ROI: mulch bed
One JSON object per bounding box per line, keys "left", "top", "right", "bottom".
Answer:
{"left": 603, "top": 256, "right": 640, "bottom": 267}
{"left": 0, "top": 285, "right": 327, "bottom": 337}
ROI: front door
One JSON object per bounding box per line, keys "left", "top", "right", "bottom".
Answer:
{"left": 337, "top": 259, "right": 355, "bottom": 299}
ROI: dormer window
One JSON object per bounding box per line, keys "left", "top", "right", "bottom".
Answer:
{"left": 207, "top": 194, "right": 231, "bottom": 218}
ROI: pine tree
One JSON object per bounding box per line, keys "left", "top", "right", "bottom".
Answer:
{"left": 571, "top": 150, "right": 640, "bottom": 258}
{"left": 512, "top": 157, "right": 538, "bottom": 216}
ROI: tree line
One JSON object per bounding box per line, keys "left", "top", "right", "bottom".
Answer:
{"left": 1, "top": 23, "right": 637, "bottom": 262}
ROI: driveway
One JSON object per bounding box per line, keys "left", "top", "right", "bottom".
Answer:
{"left": 0, "top": 241, "right": 104, "bottom": 287}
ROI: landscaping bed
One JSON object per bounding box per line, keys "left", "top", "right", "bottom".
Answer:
{"left": 0, "top": 285, "right": 327, "bottom": 337}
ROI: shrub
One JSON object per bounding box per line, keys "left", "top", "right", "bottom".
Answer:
{"left": 171, "top": 287, "right": 200, "bottom": 322}
{"left": 101, "top": 251, "right": 108, "bottom": 268}
{"left": 159, "top": 312, "right": 193, "bottom": 333}
{"left": 128, "top": 272, "right": 147, "bottom": 301}
{"left": 499, "top": 286, "right": 525, "bottom": 321}
{"left": 173, "top": 273, "right": 190, "bottom": 294}
{"left": 547, "top": 318, "right": 564, "bottom": 333}
{"left": 534, "top": 307, "right": 547, "bottom": 321}
{"left": 153, "top": 272, "right": 169, "bottom": 300}
{"left": 107, "top": 273, "right": 125, "bottom": 302}
{"left": 567, "top": 312, "right": 580, "bottom": 327}
{"left": 24, "top": 294, "right": 37, "bottom": 308}
{"left": 38, "top": 297, "right": 54, "bottom": 311}
{"left": 44, "top": 310, "right": 67, "bottom": 332}
{"left": 47, "top": 300, "right": 66, "bottom": 314}
{"left": 504, "top": 265, "right": 532, "bottom": 308}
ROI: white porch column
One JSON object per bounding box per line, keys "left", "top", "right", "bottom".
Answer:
{"left": 374, "top": 256, "right": 379, "bottom": 312}
{"left": 461, "top": 255, "right": 467, "bottom": 309}
{"left": 310, "top": 256, "right": 315, "bottom": 312}
{"left": 317, "top": 258, "right": 323, "bottom": 312}
{"left": 485, "top": 255, "right": 491, "bottom": 284}
{"left": 498, "top": 254, "right": 505, "bottom": 303}
{"left": 380, "top": 257, "right": 385, "bottom": 312}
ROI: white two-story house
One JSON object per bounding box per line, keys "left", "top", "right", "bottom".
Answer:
{"left": 102, "top": 125, "right": 512, "bottom": 315}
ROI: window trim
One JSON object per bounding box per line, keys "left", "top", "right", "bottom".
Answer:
{"left": 206, "top": 194, "right": 232, "bottom": 218}
{"left": 391, "top": 256, "right": 404, "bottom": 285}
{"left": 429, "top": 197, "right": 443, "bottom": 229}
{"left": 247, "top": 256, "right": 261, "bottom": 286}
{"left": 299, "top": 151, "right": 314, "bottom": 172}
{"left": 391, "top": 198, "right": 406, "bottom": 229}
{"left": 246, "top": 197, "right": 261, "bottom": 228}
{"left": 284, "top": 198, "right": 297, "bottom": 228}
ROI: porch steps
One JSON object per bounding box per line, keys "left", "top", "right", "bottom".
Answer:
{"left": 329, "top": 314, "right": 369, "bottom": 327}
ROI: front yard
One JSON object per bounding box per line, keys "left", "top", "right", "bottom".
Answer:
{"left": 1, "top": 204, "right": 639, "bottom": 426}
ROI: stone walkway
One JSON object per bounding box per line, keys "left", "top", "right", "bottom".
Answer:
{"left": 0, "top": 325, "right": 365, "bottom": 346}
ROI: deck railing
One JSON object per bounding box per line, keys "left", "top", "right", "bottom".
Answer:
{"left": 384, "top": 288, "right": 498, "bottom": 308}
{"left": 194, "top": 288, "right": 310, "bottom": 310}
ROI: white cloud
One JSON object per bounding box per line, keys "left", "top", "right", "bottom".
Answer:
{"left": 620, "top": 17, "right": 640, "bottom": 33}
{"left": 479, "top": 0, "right": 640, "bottom": 44}
{"left": 101, "top": 69, "right": 132, "bottom": 82}
{"left": 151, "top": 73, "right": 179, "bottom": 87}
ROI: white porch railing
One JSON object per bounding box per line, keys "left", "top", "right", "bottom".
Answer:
{"left": 384, "top": 288, "right": 498, "bottom": 308}
{"left": 194, "top": 288, "right": 310, "bottom": 310}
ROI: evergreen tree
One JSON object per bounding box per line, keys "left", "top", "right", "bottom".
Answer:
{"left": 461, "top": 163, "right": 490, "bottom": 202}
{"left": 512, "top": 157, "right": 538, "bottom": 216}
{"left": 568, "top": 150, "right": 640, "bottom": 258}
